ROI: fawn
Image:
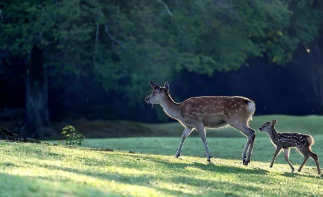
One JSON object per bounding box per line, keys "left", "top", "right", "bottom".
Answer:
{"left": 259, "top": 120, "right": 321, "bottom": 174}
{"left": 145, "top": 81, "right": 256, "bottom": 165}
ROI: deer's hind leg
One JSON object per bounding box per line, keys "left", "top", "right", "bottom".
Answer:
{"left": 227, "top": 121, "right": 256, "bottom": 165}
{"left": 298, "top": 146, "right": 321, "bottom": 175}
{"left": 298, "top": 155, "right": 309, "bottom": 172}
{"left": 283, "top": 148, "right": 294, "bottom": 171}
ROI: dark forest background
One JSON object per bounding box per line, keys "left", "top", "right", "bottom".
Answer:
{"left": 1, "top": 0, "right": 323, "bottom": 138}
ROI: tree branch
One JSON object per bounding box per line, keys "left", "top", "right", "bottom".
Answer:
{"left": 157, "top": 0, "right": 173, "bottom": 16}
{"left": 154, "top": 9, "right": 166, "bottom": 24}
{"left": 104, "top": 24, "right": 127, "bottom": 49}
{"left": 93, "top": 10, "right": 100, "bottom": 68}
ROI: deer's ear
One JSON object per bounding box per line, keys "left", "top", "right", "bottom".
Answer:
{"left": 164, "top": 81, "right": 169, "bottom": 92}
{"left": 272, "top": 120, "right": 277, "bottom": 125}
{"left": 150, "top": 81, "right": 160, "bottom": 90}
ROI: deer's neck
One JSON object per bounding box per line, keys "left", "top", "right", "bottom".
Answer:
{"left": 159, "top": 93, "right": 181, "bottom": 120}
{"left": 268, "top": 128, "right": 279, "bottom": 142}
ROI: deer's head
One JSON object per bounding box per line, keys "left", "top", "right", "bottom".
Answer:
{"left": 144, "top": 81, "right": 169, "bottom": 105}
{"left": 259, "top": 120, "right": 276, "bottom": 132}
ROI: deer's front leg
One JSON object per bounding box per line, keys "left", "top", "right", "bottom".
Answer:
{"left": 196, "top": 124, "right": 212, "bottom": 162}
{"left": 175, "top": 127, "right": 193, "bottom": 158}
{"left": 283, "top": 148, "right": 294, "bottom": 171}
{"left": 270, "top": 147, "right": 282, "bottom": 168}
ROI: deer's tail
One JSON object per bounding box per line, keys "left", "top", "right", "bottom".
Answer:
{"left": 247, "top": 101, "right": 255, "bottom": 114}
{"left": 306, "top": 136, "right": 314, "bottom": 146}
{"left": 246, "top": 101, "right": 255, "bottom": 121}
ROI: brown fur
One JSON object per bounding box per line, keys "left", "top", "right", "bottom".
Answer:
{"left": 259, "top": 120, "right": 321, "bottom": 175}
{"left": 179, "top": 96, "right": 254, "bottom": 128}
{"left": 307, "top": 136, "right": 314, "bottom": 146}
{"left": 145, "top": 82, "right": 257, "bottom": 165}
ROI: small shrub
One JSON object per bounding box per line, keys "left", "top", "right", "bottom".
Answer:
{"left": 59, "top": 125, "right": 85, "bottom": 145}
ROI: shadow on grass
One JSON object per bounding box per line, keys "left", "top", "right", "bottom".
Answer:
{"left": 5, "top": 144, "right": 322, "bottom": 197}
{"left": 18, "top": 142, "right": 322, "bottom": 179}
{"left": 104, "top": 152, "right": 266, "bottom": 174}
{"left": 22, "top": 161, "right": 252, "bottom": 197}
{"left": 282, "top": 171, "right": 322, "bottom": 179}
{"left": 0, "top": 172, "right": 108, "bottom": 197}
{"left": 18, "top": 150, "right": 271, "bottom": 197}
{"left": 32, "top": 143, "right": 322, "bottom": 178}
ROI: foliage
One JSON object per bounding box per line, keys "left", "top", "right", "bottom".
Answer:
{"left": 59, "top": 125, "right": 85, "bottom": 146}
{"left": 0, "top": 0, "right": 322, "bottom": 107}
{"left": 1, "top": 133, "right": 323, "bottom": 196}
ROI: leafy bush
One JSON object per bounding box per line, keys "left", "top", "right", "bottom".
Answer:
{"left": 59, "top": 126, "right": 85, "bottom": 145}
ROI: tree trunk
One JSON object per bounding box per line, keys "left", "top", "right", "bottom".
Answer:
{"left": 21, "top": 45, "right": 51, "bottom": 138}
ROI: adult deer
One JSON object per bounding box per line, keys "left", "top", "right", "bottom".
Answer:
{"left": 144, "top": 81, "right": 256, "bottom": 165}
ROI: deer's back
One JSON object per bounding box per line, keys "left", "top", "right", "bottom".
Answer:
{"left": 179, "top": 96, "right": 254, "bottom": 127}
{"left": 277, "top": 133, "right": 311, "bottom": 148}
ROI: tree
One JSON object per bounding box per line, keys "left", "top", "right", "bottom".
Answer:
{"left": 0, "top": 1, "right": 54, "bottom": 137}
{"left": 1, "top": 0, "right": 322, "bottom": 136}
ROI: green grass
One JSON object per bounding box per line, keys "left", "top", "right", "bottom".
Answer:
{"left": 1, "top": 115, "right": 323, "bottom": 196}
{"left": 51, "top": 115, "right": 323, "bottom": 138}
{"left": 144, "top": 115, "right": 323, "bottom": 137}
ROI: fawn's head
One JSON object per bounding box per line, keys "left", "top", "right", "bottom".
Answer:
{"left": 259, "top": 120, "right": 276, "bottom": 132}
{"left": 144, "top": 81, "right": 170, "bottom": 105}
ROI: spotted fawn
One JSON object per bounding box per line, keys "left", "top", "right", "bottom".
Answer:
{"left": 259, "top": 120, "right": 321, "bottom": 174}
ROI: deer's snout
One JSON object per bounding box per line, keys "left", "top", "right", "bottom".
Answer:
{"left": 259, "top": 127, "right": 263, "bottom": 131}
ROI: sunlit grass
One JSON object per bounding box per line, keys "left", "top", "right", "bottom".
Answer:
{"left": 1, "top": 134, "right": 323, "bottom": 196}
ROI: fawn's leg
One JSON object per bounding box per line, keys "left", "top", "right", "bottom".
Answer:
{"left": 299, "top": 146, "right": 321, "bottom": 175}
{"left": 298, "top": 155, "right": 309, "bottom": 172}
{"left": 196, "top": 124, "right": 212, "bottom": 162}
{"left": 283, "top": 148, "right": 294, "bottom": 171}
{"left": 270, "top": 147, "right": 282, "bottom": 168}
{"left": 175, "top": 127, "right": 193, "bottom": 158}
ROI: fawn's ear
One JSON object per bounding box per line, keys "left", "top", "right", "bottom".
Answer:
{"left": 150, "top": 81, "right": 160, "bottom": 90}
{"left": 164, "top": 81, "right": 169, "bottom": 92}
{"left": 272, "top": 120, "right": 277, "bottom": 125}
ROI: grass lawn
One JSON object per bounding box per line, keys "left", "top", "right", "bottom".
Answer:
{"left": 43, "top": 115, "right": 323, "bottom": 139}
{"left": 144, "top": 115, "right": 323, "bottom": 137}
{"left": 0, "top": 115, "right": 323, "bottom": 196}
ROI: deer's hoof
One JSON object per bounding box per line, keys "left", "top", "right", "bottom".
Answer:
{"left": 207, "top": 158, "right": 211, "bottom": 162}
{"left": 243, "top": 160, "right": 249, "bottom": 166}
{"left": 291, "top": 168, "right": 295, "bottom": 172}
{"left": 298, "top": 169, "right": 302, "bottom": 172}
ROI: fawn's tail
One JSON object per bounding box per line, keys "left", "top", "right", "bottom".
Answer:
{"left": 306, "top": 136, "right": 314, "bottom": 146}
